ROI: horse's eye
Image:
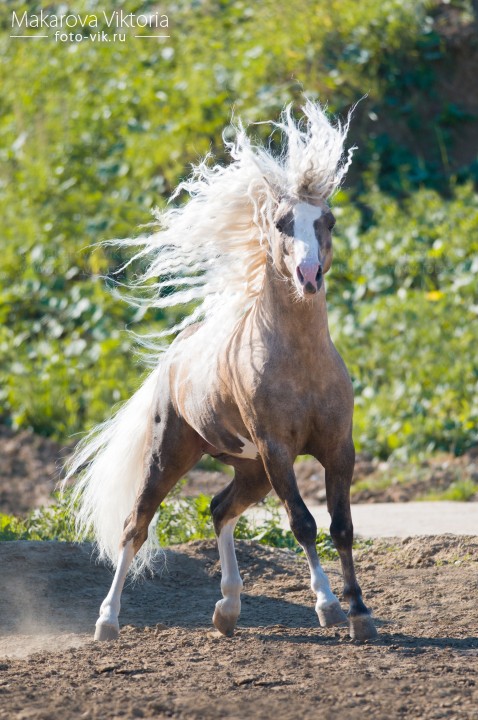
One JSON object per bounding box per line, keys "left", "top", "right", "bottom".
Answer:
{"left": 328, "top": 217, "right": 336, "bottom": 231}
{"left": 275, "top": 211, "right": 294, "bottom": 236}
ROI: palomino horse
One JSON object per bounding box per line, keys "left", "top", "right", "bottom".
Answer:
{"left": 66, "top": 100, "right": 377, "bottom": 643}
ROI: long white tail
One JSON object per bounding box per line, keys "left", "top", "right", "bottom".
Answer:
{"left": 64, "top": 367, "right": 161, "bottom": 573}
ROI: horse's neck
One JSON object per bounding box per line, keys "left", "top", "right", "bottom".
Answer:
{"left": 257, "top": 263, "right": 331, "bottom": 347}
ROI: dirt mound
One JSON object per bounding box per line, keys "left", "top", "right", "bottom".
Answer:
{"left": 355, "top": 534, "right": 478, "bottom": 568}
{"left": 0, "top": 426, "right": 71, "bottom": 514}
{"left": 351, "top": 451, "right": 478, "bottom": 503}
{"left": 0, "top": 538, "right": 477, "bottom": 719}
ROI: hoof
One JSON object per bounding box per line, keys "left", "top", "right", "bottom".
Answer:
{"left": 317, "top": 601, "right": 348, "bottom": 628}
{"left": 212, "top": 606, "right": 237, "bottom": 637}
{"left": 94, "top": 621, "right": 120, "bottom": 642}
{"left": 349, "top": 614, "right": 378, "bottom": 642}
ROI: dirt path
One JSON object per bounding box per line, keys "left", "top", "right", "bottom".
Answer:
{"left": 0, "top": 537, "right": 477, "bottom": 719}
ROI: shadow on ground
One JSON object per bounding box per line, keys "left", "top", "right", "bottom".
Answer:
{"left": 0, "top": 541, "right": 317, "bottom": 635}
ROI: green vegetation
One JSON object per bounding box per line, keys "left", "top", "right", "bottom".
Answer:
{"left": 420, "top": 478, "right": 478, "bottom": 501}
{"left": 349, "top": 454, "right": 478, "bottom": 501}
{"left": 350, "top": 471, "right": 398, "bottom": 498}
{"left": 156, "top": 489, "right": 339, "bottom": 558}
{"left": 0, "top": 493, "right": 78, "bottom": 542}
{"left": 332, "top": 184, "right": 478, "bottom": 458}
{"left": 1, "top": 0, "right": 477, "bottom": 459}
{"left": 0, "top": 489, "right": 340, "bottom": 560}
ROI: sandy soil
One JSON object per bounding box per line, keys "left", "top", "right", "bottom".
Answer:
{"left": 0, "top": 537, "right": 477, "bottom": 719}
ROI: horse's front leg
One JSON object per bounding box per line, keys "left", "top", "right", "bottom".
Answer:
{"left": 258, "top": 441, "right": 347, "bottom": 629}
{"left": 324, "top": 441, "right": 378, "bottom": 641}
{"left": 212, "top": 516, "right": 242, "bottom": 637}
{"left": 210, "top": 463, "right": 271, "bottom": 636}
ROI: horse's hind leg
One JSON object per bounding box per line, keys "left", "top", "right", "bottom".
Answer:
{"left": 324, "top": 441, "right": 377, "bottom": 641}
{"left": 95, "top": 413, "right": 203, "bottom": 641}
{"left": 210, "top": 461, "right": 271, "bottom": 636}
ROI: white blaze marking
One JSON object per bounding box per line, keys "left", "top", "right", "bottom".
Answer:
{"left": 229, "top": 434, "right": 259, "bottom": 460}
{"left": 292, "top": 202, "right": 322, "bottom": 265}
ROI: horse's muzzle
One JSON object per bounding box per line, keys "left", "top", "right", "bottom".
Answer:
{"left": 297, "top": 261, "right": 322, "bottom": 295}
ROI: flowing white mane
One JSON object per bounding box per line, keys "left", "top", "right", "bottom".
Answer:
{"left": 111, "top": 99, "right": 354, "bottom": 347}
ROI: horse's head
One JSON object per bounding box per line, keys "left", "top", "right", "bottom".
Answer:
{"left": 272, "top": 198, "right": 335, "bottom": 298}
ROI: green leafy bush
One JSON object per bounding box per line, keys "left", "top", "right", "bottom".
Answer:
{"left": 328, "top": 184, "right": 478, "bottom": 457}
{"left": 0, "top": 492, "right": 78, "bottom": 541}
{"left": 1, "top": 0, "right": 477, "bottom": 461}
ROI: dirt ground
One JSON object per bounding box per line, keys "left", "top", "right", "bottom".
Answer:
{"left": 0, "top": 536, "right": 477, "bottom": 719}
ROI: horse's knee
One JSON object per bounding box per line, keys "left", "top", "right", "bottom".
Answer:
{"left": 121, "top": 470, "right": 165, "bottom": 551}
{"left": 210, "top": 494, "right": 221, "bottom": 515}
{"left": 210, "top": 485, "right": 231, "bottom": 520}
{"left": 290, "top": 508, "right": 317, "bottom": 548}
{"left": 211, "top": 481, "right": 236, "bottom": 530}
{"left": 122, "top": 509, "right": 151, "bottom": 553}
{"left": 330, "top": 514, "right": 353, "bottom": 550}
{"left": 211, "top": 473, "right": 268, "bottom": 534}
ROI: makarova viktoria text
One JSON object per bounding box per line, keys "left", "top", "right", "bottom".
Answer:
{"left": 11, "top": 10, "right": 169, "bottom": 29}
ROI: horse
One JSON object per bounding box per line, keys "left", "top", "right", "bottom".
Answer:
{"left": 65, "top": 99, "right": 377, "bottom": 644}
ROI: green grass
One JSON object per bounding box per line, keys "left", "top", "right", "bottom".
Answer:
{"left": 0, "top": 494, "right": 78, "bottom": 542}
{"left": 351, "top": 473, "right": 396, "bottom": 497}
{"left": 350, "top": 463, "right": 429, "bottom": 497}
{"left": 350, "top": 458, "right": 478, "bottom": 501}
{"left": 0, "top": 488, "right": 341, "bottom": 561}
{"left": 419, "top": 479, "right": 478, "bottom": 502}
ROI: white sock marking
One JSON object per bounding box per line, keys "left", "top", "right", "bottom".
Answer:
{"left": 304, "top": 546, "right": 339, "bottom": 612}
{"left": 96, "top": 540, "right": 134, "bottom": 630}
{"left": 216, "top": 518, "right": 243, "bottom": 620}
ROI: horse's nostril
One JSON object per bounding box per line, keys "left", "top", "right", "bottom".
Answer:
{"left": 296, "top": 267, "right": 305, "bottom": 284}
